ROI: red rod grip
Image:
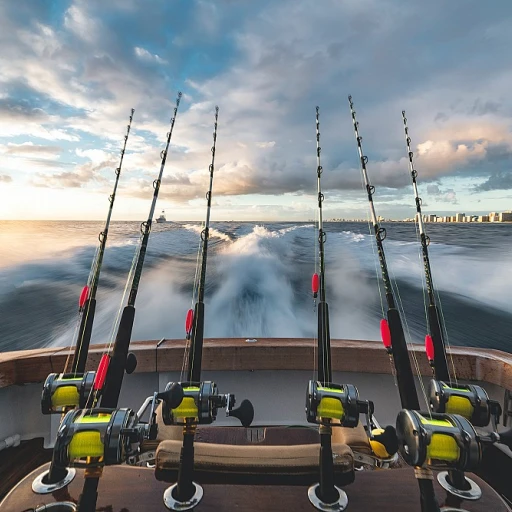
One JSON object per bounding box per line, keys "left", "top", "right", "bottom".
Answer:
{"left": 312, "top": 273, "right": 319, "bottom": 298}
{"left": 380, "top": 319, "right": 392, "bottom": 350}
{"left": 79, "top": 285, "right": 89, "bottom": 308}
{"left": 185, "top": 308, "right": 194, "bottom": 336}
{"left": 425, "top": 334, "right": 434, "bottom": 362}
{"left": 94, "top": 354, "right": 110, "bottom": 391}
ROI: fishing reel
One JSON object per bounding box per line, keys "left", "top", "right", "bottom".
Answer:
{"left": 306, "top": 381, "right": 398, "bottom": 461}
{"left": 41, "top": 372, "right": 96, "bottom": 414}
{"left": 429, "top": 380, "right": 501, "bottom": 429}
{"left": 397, "top": 410, "right": 482, "bottom": 471}
{"left": 53, "top": 408, "right": 143, "bottom": 468}
{"left": 52, "top": 384, "right": 184, "bottom": 469}
{"left": 161, "top": 381, "right": 254, "bottom": 427}
{"left": 306, "top": 381, "right": 362, "bottom": 427}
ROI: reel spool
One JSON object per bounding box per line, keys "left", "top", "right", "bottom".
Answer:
{"left": 429, "top": 380, "right": 499, "bottom": 428}
{"left": 53, "top": 408, "right": 146, "bottom": 468}
{"left": 161, "top": 381, "right": 254, "bottom": 427}
{"left": 396, "top": 410, "right": 481, "bottom": 471}
{"left": 306, "top": 381, "right": 362, "bottom": 427}
{"left": 41, "top": 372, "right": 95, "bottom": 414}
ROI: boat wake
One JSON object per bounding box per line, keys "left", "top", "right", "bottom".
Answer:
{"left": 0, "top": 222, "right": 511, "bottom": 352}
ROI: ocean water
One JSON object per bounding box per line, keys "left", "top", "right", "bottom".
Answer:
{"left": 0, "top": 220, "right": 511, "bottom": 354}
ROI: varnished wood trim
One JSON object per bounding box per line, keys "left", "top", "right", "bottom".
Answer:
{"left": 1, "top": 339, "right": 511, "bottom": 390}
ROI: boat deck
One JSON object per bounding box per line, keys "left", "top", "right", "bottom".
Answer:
{"left": 3, "top": 463, "right": 510, "bottom": 511}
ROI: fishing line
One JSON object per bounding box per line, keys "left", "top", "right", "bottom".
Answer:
{"left": 62, "top": 110, "right": 135, "bottom": 376}
{"left": 401, "top": 110, "right": 454, "bottom": 384}
{"left": 389, "top": 265, "right": 431, "bottom": 412}
{"left": 185, "top": 106, "right": 219, "bottom": 384}
{"left": 348, "top": 95, "right": 420, "bottom": 411}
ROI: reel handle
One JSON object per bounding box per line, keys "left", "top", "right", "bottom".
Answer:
{"left": 228, "top": 399, "right": 254, "bottom": 428}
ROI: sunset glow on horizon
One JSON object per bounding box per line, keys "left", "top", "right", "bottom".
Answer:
{"left": 0, "top": 1, "right": 511, "bottom": 222}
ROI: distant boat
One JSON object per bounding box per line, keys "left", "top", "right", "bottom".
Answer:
{"left": 155, "top": 210, "right": 166, "bottom": 223}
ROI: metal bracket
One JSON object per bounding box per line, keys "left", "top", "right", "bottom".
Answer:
{"left": 503, "top": 390, "right": 512, "bottom": 427}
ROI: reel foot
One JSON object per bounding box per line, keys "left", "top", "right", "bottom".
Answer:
{"left": 438, "top": 471, "right": 482, "bottom": 501}
{"left": 163, "top": 482, "right": 204, "bottom": 511}
{"left": 32, "top": 468, "right": 76, "bottom": 494}
{"left": 308, "top": 484, "right": 348, "bottom": 511}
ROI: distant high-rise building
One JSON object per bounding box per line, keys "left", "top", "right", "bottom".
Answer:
{"left": 499, "top": 211, "right": 512, "bottom": 222}
{"left": 455, "top": 213, "right": 465, "bottom": 222}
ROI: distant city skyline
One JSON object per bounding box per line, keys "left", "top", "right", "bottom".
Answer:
{"left": 0, "top": 2, "right": 511, "bottom": 221}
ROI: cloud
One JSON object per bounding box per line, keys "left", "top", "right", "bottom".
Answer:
{"left": 1, "top": 0, "right": 512, "bottom": 219}
{"left": 426, "top": 184, "right": 458, "bottom": 204}
{"left": 256, "top": 141, "right": 276, "bottom": 149}
{"left": 3, "top": 142, "right": 61, "bottom": 159}
{"left": 474, "top": 170, "right": 512, "bottom": 191}
{"left": 134, "top": 47, "right": 167, "bottom": 64}
{"left": 0, "top": 175, "right": 12, "bottom": 183}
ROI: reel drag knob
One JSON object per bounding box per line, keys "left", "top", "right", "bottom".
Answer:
{"left": 157, "top": 382, "right": 185, "bottom": 410}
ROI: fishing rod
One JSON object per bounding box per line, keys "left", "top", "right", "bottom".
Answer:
{"left": 401, "top": 111, "right": 450, "bottom": 382}
{"left": 38, "top": 108, "right": 135, "bottom": 487}
{"left": 72, "top": 108, "right": 135, "bottom": 375}
{"left": 185, "top": 106, "right": 219, "bottom": 383}
{"left": 400, "top": 111, "right": 512, "bottom": 508}
{"left": 348, "top": 96, "right": 419, "bottom": 411}
{"left": 312, "top": 106, "right": 331, "bottom": 386}
{"left": 73, "top": 92, "right": 183, "bottom": 512}
{"left": 348, "top": 96, "right": 440, "bottom": 512}
{"left": 306, "top": 106, "right": 398, "bottom": 512}
{"left": 158, "top": 107, "right": 254, "bottom": 512}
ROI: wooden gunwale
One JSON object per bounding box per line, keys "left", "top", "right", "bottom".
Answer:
{"left": 1, "top": 339, "right": 511, "bottom": 390}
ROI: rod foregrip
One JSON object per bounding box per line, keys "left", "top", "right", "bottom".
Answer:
{"left": 317, "top": 302, "right": 331, "bottom": 385}
{"left": 101, "top": 305, "right": 136, "bottom": 408}
{"left": 387, "top": 308, "right": 420, "bottom": 410}
{"left": 72, "top": 298, "right": 97, "bottom": 374}
{"left": 427, "top": 305, "right": 450, "bottom": 381}
{"left": 318, "top": 430, "right": 339, "bottom": 504}
{"left": 188, "top": 302, "right": 205, "bottom": 383}
{"left": 418, "top": 478, "right": 440, "bottom": 512}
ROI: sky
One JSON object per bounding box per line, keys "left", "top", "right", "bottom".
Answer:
{"left": 0, "top": 0, "right": 511, "bottom": 221}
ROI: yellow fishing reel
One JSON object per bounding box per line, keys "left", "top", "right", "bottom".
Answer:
{"left": 53, "top": 408, "right": 145, "bottom": 468}
{"left": 305, "top": 381, "right": 362, "bottom": 426}
{"left": 397, "top": 410, "right": 481, "bottom": 471}
{"left": 429, "top": 380, "right": 501, "bottom": 428}
{"left": 306, "top": 381, "right": 399, "bottom": 461}
{"left": 161, "top": 381, "right": 254, "bottom": 427}
{"left": 41, "top": 372, "right": 96, "bottom": 414}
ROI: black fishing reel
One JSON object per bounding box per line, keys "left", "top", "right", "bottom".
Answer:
{"left": 52, "top": 385, "right": 184, "bottom": 468}
{"left": 306, "top": 381, "right": 366, "bottom": 427}
{"left": 429, "top": 379, "right": 501, "bottom": 428}
{"left": 161, "top": 381, "right": 254, "bottom": 427}
{"left": 41, "top": 372, "right": 96, "bottom": 414}
{"left": 397, "top": 409, "right": 481, "bottom": 471}
{"left": 53, "top": 407, "right": 142, "bottom": 468}
{"left": 306, "top": 380, "right": 398, "bottom": 461}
